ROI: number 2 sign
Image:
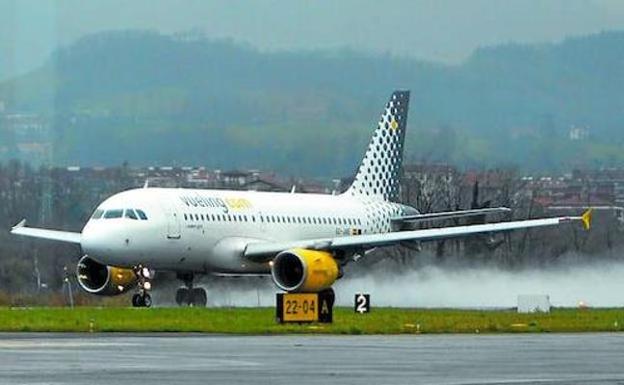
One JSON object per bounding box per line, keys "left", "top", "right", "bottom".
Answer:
{"left": 354, "top": 293, "right": 370, "bottom": 314}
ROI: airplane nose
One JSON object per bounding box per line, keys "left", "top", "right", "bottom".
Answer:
{"left": 81, "top": 220, "right": 117, "bottom": 257}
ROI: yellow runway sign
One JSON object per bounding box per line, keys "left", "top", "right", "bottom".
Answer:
{"left": 276, "top": 292, "right": 333, "bottom": 323}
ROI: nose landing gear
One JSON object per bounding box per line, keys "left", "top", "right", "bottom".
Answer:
{"left": 175, "top": 273, "right": 207, "bottom": 307}
{"left": 131, "top": 265, "right": 153, "bottom": 308}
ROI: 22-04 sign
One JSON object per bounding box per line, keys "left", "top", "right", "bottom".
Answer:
{"left": 283, "top": 293, "right": 317, "bottom": 321}
{"left": 276, "top": 292, "right": 334, "bottom": 323}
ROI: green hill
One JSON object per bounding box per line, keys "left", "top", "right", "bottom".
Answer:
{"left": 2, "top": 30, "right": 624, "bottom": 175}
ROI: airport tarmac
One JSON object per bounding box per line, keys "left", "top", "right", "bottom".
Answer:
{"left": 0, "top": 333, "right": 623, "bottom": 385}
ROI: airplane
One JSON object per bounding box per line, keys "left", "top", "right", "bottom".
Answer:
{"left": 10, "top": 90, "right": 592, "bottom": 307}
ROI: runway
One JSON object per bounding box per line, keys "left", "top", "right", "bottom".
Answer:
{"left": 1, "top": 333, "right": 623, "bottom": 384}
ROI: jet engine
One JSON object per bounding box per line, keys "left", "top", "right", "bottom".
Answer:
{"left": 76, "top": 255, "right": 137, "bottom": 296}
{"left": 270, "top": 248, "right": 339, "bottom": 293}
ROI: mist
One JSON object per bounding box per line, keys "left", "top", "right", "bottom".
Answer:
{"left": 332, "top": 262, "right": 624, "bottom": 308}
{"left": 152, "top": 259, "right": 624, "bottom": 308}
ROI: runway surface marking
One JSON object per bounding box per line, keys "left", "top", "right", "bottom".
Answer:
{"left": 0, "top": 340, "right": 139, "bottom": 348}
{"left": 1, "top": 333, "right": 624, "bottom": 385}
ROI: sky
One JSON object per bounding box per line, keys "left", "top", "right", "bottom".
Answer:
{"left": 2, "top": 0, "right": 624, "bottom": 80}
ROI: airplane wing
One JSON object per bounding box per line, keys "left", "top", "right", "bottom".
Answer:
{"left": 10, "top": 219, "right": 82, "bottom": 244}
{"left": 244, "top": 210, "right": 592, "bottom": 262}
{"left": 392, "top": 207, "right": 511, "bottom": 223}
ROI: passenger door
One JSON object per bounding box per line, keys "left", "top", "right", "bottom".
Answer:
{"left": 161, "top": 197, "right": 181, "bottom": 239}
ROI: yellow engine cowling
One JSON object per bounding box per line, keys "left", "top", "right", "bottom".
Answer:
{"left": 270, "top": 248, "right": 339, "bottom": 293}
{"left": 76, "top": 255, "right": 137, "bottom": 296}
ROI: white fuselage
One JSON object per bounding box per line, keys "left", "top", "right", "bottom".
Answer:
{"left": 81, "top": 188, "right": 415, "bottom": 274}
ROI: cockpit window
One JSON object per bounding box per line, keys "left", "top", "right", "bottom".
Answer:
{"left": 136, "top": 209, "right": 148, "bottom": 220}
{"left": 124, "top": 209, "right": 138, "bottom": 220}
{"left": 91, "top": 209, "right": 104, "bottom": 219}
{"left": 103, "top": 209, "right": 123, "bottom": 219}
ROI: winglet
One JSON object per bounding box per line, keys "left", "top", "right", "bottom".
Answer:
{"left": 12, "top": 219, "right": 26, "bottom": 230}
{"left": 581, "top": 209, "right": 593, "bottom": 231}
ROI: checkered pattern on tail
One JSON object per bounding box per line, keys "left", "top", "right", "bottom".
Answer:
{"left": 345, "top": 90, "right": 410, "bottom": 202}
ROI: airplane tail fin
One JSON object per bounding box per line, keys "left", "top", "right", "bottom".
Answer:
{"left": 345, "top": 90, "right": 410, "bottom": 202}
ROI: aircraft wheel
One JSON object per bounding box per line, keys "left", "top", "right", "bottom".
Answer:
{"left": 191, "top": 288, "right": 207, "bottom": 307}
{"left": 175, "top": 287, "right": 189, "bottom": 306}
{"left": 132, "top": 293, "right": 144, "bottom": 307}
{"left": 143, "top": 293, "right": 152, "bottom": 308}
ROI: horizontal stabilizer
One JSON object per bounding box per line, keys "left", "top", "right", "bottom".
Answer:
{"left": 392, "top": 207, "right": 511, "bottom": 223}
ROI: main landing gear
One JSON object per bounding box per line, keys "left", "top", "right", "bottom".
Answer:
{"left": 175, "top": 273, "right": 207, "bottom": 307}
{"left": 131, "top": 265, "right": 153, "bottom": 308}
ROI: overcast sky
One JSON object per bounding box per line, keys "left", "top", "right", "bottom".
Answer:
{"left": 2, "top": 0, "right": 624, "bottom": 80}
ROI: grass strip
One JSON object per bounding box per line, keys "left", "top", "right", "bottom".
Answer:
{"left": 0, "top": 307, "right": 623, "bottom": 334}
